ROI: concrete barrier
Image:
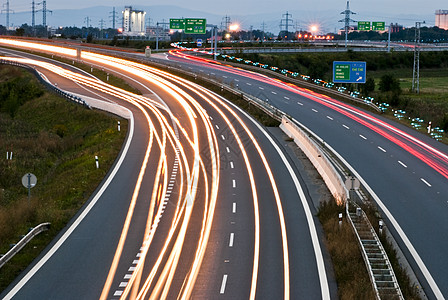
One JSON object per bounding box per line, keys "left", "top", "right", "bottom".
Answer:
{"left": 280, "top": 116, "right": 348, "bottom": 203}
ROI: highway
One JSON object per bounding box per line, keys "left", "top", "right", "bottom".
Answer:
{"left": 157, "top": 49, "right": 448, "bottom": 299}
{"left": 0, "top": 43, "right": 334, "bottom": 299}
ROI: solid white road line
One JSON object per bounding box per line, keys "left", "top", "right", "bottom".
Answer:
{"left": 229, "top": 233, "right": 234, "bottom": 247}
{"left": 220, "top": 274, "right": 228, "bottom": 294}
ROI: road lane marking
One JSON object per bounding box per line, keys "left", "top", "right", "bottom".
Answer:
{"left": 235, "top": 79, "right": 239, "bottom": 82}
{"left": 119, "top": 282, "right": 127, "bottom": 288}
{"left": 271, "top": 91, "right": 277, "bottom": 94}
{"left": 258, "top": 86, "right": 264, "bottom": 90}
{"left": 284, "top": 96, "right": 290, "bottom": 100}
{"left": 312, "top": 108, "right": 318, "bottom": 113}
{"left": 326, "top": 116, "right": 334, "bottom": 120}
{"left": 226, "top": 147, "right": 230, "bottom": 153}
{"left": 246, "top": 82, "right": 252, "bottom": 86}
{"left": 114, "top": 291, "right": 123, "bottom": 296}
{"left": 230, "top": 161, "right": 234, "bottom": 169}
{"left": 124, "top": 274, "right": 132, "bottom": 279}
{"left": 232, "top": 202, "right": 236, "bottom": 213}
{"left": 359, "top": 135, "right": 367, "bottom": 140}
{"left": 215, "top": 124, "right": 220, "bottom": 130}
{"left": 232, "top": 179, "right": 236, "bottom": 188}
{"left": 220, "top": 274, "right": 228, "bottom": 294}
{"left": 421, "top": 178, "right": 432, "bottom": 187}
{"left": 297, "top": 101, "right": 303, "bottom": 106}
{"left": 223, "top": 75, "right": 228, "bottom": 78}
{"left": 221, "top": 135, "right": 226, "bottom": 140}
{"left": 342, "top": 124, "right": 350, "bottom": 129}
{"left": 378, "top": 146, "right": 386, "bottom": 152}
{"left": 229, "top": 233, "right": 234, "bottom": 247}
{"left": 398, "top": 161, "right": 407, "bottom": 168}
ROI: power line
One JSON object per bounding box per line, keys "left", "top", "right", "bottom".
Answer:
{"left": 339, "top": 0, "right": 356, "bottom": 48}
{"left": 2, "top": 0, "right": 14, "bottom": 29}
{"left": 36, "top": 1, "right": 52, "bottom": 28}
{"left": 280, "top": 11, "right": 293, "bottom": 34}
{"left": 109, "top": 6, "right": 118, "bottom": 29}
{"left": 84, "top": 16, "right": 91, "bottom": 28}
{"left": 412, "top": 21, "right": 425, "bottom": 94}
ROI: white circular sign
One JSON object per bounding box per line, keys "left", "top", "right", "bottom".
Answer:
{"left": 22, "top": 173, "right": 37, "bottom": 189}
{"left": 344, "top": 176, "right": 360, "bottom": 190}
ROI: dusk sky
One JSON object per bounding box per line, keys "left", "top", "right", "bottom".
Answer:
{"left": 10, "top": 0, "right": 446, "bottom": 17}
{"left": 5, "top": 0, "right": 447, "bottom": 31}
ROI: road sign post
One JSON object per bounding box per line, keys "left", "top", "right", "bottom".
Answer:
{"left": 22, "top": 173, "right": 37, "bottom": 202}
{"left": 185, "top": 18, "right": 206, "bottom": 34}
{"left": 333, "top": 61, "right": 366, "bottom": 84}
{"left": 358, "top": 21, "right": 371, "bottom": 31}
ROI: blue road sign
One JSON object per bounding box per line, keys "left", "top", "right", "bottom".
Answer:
{"left": 197, "top": 39, "right": 203, "bottom": 47}
{"left": 333, "top": 61, "right": 366, "bottom": 83}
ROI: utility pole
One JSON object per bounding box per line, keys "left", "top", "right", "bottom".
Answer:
{"left": 2, "top": 0, "right": 13, "bottom": 29}
{"left": 261, "top": 21, "right": 266, "bottom": 42}
{"left": 99, "top": 19, "right": 106, "bottom": 39}
{"left": 222, "top": 15, "right": 230, "bottom": 31}
{"left": 84, "top": 16, "right": 91, "bottom": 28}
{"left": 280, "top": 11, "right": 293, "bottom": 39}
{"left": 339, "top": 0, "right": 356, "bottom": 48}
{"left": 32, "top": 1, "right": 35, "bottom": 28}
{"left": 412, "top": 21, "right": 425, "bottom": 94}
{"left": 36, "top": 1, "right": 52, "bottom": 29}
{"left": 109, "top": 6, "right": 118, "bottom": 29}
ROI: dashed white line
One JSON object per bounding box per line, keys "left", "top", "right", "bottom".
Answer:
{"left": 326, "top": 116, "right": 334, "bottom": 120}
{"left": 220, "top": 274, "right": 228, "bottom": 294}
{"left": 284, "top": 96, "right": 290, "bottom": 100}
{"left": 210, "top": 116, "right": 214, "bottom": 120}
{"left": 226, "top": 147, "right": 230, "bottom": 153}
{"left": 297, "top": 101, "right": 303, "bottom": 106}
{"left": 271, "top": 91, "right": 277, "bottom": 94}
{"left": 259, "top": 86, "right": 264, "bottom": 90}
{"left": 232, "top": 179, "right": 236, "bottom": 188}
{"left": 421, "top": 178, "right": 432, "bottom": 187}
{"left": 246, "top": 82, "right": 252, "bottom": 86}
{"left": 312, "top": 108, "right": 318, "bottom": 113}
{"left": 359, "top": 135, "right": 367, "bottom": 140}
{"left": 221, "top": 135, "right": 226, "bottom": 140}
{"left": 223, "top": 75, "right": 228, "bottom": 78}
{"left": 229, "top": 233, "right": 234, "bottom": 247}
{"left": 398, "top": 161, "right": 407, "bottom": 168}
{"left": 114, "top": 291, "right": 123, "bottom": 296}
{"left": 235, "top": 79, "right": 239, "bottom": 82}
{"left": 378, "top": 146, "right": 387, "bottom": 153}
{"left": 119, "top": 282, "right": 127, "bottom": 288}
{"left": 342, "top": 124, "right": 350, "bottom": 130}
{"left": 215, "top": 124, "right": 220, "bottom": 130}
{"left": 230, "top": 161, "right": 234, "bottom": 169}
{"left": 232, "top": 202, "right": 236, "bottom": 213}
{"left": 124, "top": 274, "right": 132, "bottom": 279}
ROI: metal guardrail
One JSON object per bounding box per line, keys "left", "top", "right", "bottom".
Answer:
{"left": 0, "top": 59, "right": 91, "bottom": 109}
{"left": 0, "top": 222, "right": 51, "bottom": 269}
{"left": 347, "top": 203, "right": 404, "bottom": 300}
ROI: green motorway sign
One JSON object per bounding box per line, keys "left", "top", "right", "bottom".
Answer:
{"left": 358, "top": 21, "right": 371, "bottom": 31}
{"left": 185, "top": 18, "right": 206, "bottom": 34}
{"left": 333, "top": 61, "right": 366, "bottom": 83}
{"left": 170, "top": 19, "right": 185, "bottom": 30}
{"left": 372, "top": 22, "right": 385, "bottom": 31}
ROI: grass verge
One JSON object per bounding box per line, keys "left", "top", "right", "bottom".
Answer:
{"left": 0, "top": 65, "right": 128, "bottom": 292}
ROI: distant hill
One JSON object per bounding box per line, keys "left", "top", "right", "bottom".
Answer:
{"left": 2, "top": 5, "right": 435, "bottom": 34}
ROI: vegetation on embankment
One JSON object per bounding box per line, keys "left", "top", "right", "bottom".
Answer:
{"left": 0, "top": 65, "right": 127, "bottom": 291}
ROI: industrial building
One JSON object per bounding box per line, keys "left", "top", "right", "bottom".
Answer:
{"left": 122, "top": 6, "right": 146, "bottom": 36}
{"left": 435, "top": 10, "right": 448, "bottom": 30}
